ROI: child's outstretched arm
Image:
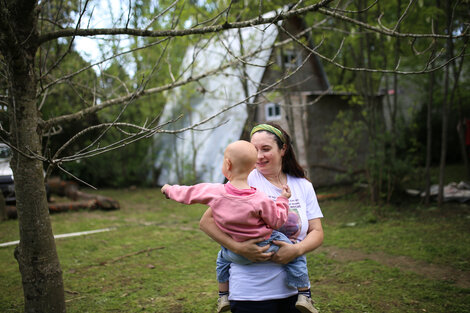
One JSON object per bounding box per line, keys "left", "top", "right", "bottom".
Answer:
{"left": 162, "top": 183, "right": 219, "bottom": 205}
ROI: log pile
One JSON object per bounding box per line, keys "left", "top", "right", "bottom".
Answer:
{"left": 47, "top": 177, "right": 120, "bottom": 212}
{"left": 2, "top": 177, "right": 120, "bottom": 220}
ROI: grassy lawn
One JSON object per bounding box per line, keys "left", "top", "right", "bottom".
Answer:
{"left": 1, "top": 184, "right": 469, "bottom": 312}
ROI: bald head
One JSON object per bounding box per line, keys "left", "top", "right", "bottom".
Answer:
{"left": 224, "top": 140, "right": 257, "bottom": 175}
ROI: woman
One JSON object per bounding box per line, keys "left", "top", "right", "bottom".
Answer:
{"left": 200, "top": 122, "right": 324, "bottom": 312}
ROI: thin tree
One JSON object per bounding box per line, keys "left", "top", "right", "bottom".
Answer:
{"left": 437, "top": 0, "right": 467, "bottom": 205}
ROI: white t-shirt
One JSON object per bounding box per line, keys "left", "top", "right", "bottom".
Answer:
{"left": 228, "top": 169, "right": 323, "bottom": 301}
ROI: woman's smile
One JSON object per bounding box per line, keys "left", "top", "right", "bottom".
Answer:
{"left": 251, "top": 131, "right": 284, "bottom": 176}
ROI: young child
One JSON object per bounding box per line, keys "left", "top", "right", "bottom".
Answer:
{"left": 161, "top": 140, "right": 316, "bottom": 313}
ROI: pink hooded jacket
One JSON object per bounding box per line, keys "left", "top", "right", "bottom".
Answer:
{"left": 165, "top": 183, "right": 289, "bottom": 242}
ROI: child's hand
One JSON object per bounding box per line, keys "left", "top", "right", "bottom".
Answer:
{"left": 161, "top": 184, "right": 171, "bottom": 198}
{"left": 281, "top": 185, "right": 291, "bottom": 199}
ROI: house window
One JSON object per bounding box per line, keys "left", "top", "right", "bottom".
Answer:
{"left": 281, "top": 50, "right": 301, "bottom": 69}
{"left": 265, "top": 102, "right": 281, "bottom": 121}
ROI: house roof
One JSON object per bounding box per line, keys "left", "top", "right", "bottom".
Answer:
{"left": 154, "top": 10, "right": 329, "bottom": 184}
{"left": 155, "top": 15, "right": 280, "bottom": 184}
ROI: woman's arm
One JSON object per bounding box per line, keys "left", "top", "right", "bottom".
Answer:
{"left": 271, "top": 218, "right": 323, "bottom": 264}
{"left": 199, "top": 207, "right": 273, "bottom": 262}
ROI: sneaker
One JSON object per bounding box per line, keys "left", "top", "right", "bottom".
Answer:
{"left": 217, "top": 294, "right": 230, "bottom": 313}
{"left": 295, "top": 294, "right": 319, "bottom": 313}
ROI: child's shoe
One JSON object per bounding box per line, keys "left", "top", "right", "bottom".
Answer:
{"left": 217, "top": 294, "right": 230, "bottom": 312}
{"left": 295, "top": 294, "right": 319, "bottom": 313}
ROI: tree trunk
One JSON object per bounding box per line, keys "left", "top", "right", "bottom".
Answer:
{"left": 437, "top": 70, "right": 449, "bottom": 206}
{"left": 425, "top": 0, "right": 441, "bottom": 205}
{"left": 12, "top": 157, "right": 66, "bottom": 312}
{"left": 0, "top": 192, "right": 6, "bottom": 221}
{"left": 0, "top": 1, "right": 66, "bottom": 311}
{"left": 238, "top": 26, "right": 258, "bottom": 141}
{"left": 424, "top": 68, "right": 434, "bottom": 205}
{"left": 437, "top": 0, "right": 452, "bottom": 206}
{"left": 457, "top": 119, "right": 469, "bottom": 179}
{"left": 450, "top": 40, "right": 468, "bottom": 180}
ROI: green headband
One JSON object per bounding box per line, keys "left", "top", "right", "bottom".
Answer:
{"left": 250, "top": 124, "right": 286, "bottom": 143}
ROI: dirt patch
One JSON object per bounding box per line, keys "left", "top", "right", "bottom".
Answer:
{"left": 317, "top": 246, "right": 470, "bottom": 289}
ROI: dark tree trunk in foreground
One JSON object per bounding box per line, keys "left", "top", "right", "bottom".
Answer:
{"left": 0, "top": 1, "right": 66, "bottom": 312}
{"left": 0, "top": 192, "right": 6, "bottom": 221}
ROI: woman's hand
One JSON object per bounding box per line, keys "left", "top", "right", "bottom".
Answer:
{"left": 235, "top": 238, "right": 274, "bottom": 262}
{"left": 271, "top": 219, "right": 324, "bottom": 264}
{"left": 200, "top": 208, "right": 273, "bottom": 262}
{"left": 270, "top": 240, "right": 301, "bottom": 264}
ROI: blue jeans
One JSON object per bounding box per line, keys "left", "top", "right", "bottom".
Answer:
{"left": 216, "top": 230, "right": 309, "bottom": 288}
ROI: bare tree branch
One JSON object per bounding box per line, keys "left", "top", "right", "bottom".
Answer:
{"left": 41, "top": 49, "right": 313, "bottom": 175}
{"left": 39, "top": 37, "right": 170, "bottom": 95}
{"left": 35, "top": 0, "right": 469, "bottom": 48}
{"left": 40, "top": 23, "right": 309, "bottom": 129}
{"left": 40, "top": 0, "right": 91, "bottom": 79}
{"left": 280, "top": 24, "right": 468, "bottom": 75}
{"left": 318, "top": 5, "right": 469, "bottom": 39}
{"left": 144, "top": 0, "right": 179, "bottom": 30}
{"left": 328, "top": 0, "right": 379, "bottom": 14}
{"left": 36, "top": 0, "right": 337, "bottom": 44}
{"left": 392, "top": 0, "right": 416, "bottom": 32}
{"left": 73, "top": 36, "right": 172, "bottom": 161}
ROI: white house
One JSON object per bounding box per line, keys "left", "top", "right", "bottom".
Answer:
{"left": 154, "top": 11, "right": 375, "bottom": 187}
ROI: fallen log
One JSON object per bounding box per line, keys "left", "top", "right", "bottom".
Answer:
{"left": 317, "top": 193, "right": 342, "bottom": 201}
{"left": 47, "top": 177, "right": 120, "bottom": 211}
{"left": 5, "top": 206, "right": 17, "bottom": 219}
{"left": 48, "top": 199, "right": 119, "bottom": 213}
{"left": 2, "top": 177, "right": 120, "bottom": 220}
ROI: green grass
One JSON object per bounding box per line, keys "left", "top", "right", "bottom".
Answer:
{"left": 321, "top": 195, "right": 470, "bottom": 271}
{"left": 1, "top": 186, "right": 469, "bottom": 312}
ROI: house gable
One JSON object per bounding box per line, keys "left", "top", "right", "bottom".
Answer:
{"left": 154, "top": 12, "right": 378, "bottom": 187}
{"left": 154, "top": 18, "right": 279, "bottom": 185}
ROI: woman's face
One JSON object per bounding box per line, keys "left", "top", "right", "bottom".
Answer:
{"left": 250, "top": 131, "right": 285, "bottom": 176}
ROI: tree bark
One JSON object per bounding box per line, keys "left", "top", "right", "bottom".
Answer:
{"left": 0, "top": 1, "right": 66, "bottom": 311}
{"left": 457, "top": 119, "right": 469, "bottom": 179}
{"left": 10, "top": 63, "right": 66, "bottom": 313}
{"left": 0, "top": 192, "right": 6, "bottom": 221}
{"left": 425, "top": 0, "right": 440, "bottom": 205}
{"left": 385, "top": 0, "right": 401, "bottom": 204}
{"left": 437, "top": 0, "right": 452, "bottom": 206}
{"left": 424, "top": 67, "right": 435, "bottom": 205}
{"left": 238, "top": 25, "right": 258, "bottom": 141}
